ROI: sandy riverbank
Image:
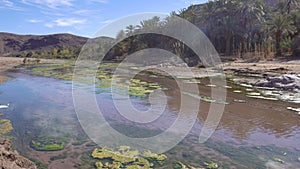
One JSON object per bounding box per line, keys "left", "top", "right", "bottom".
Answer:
{"left": 0, "top": 57, "right": 66, "bottom": 72}
{"left": 1, "top": 56, "right": 300, "bottom": 77}
{"left": 0, "top": 57, "right": 66, "bottom": 83}
{"left": 141, "top": 59, "right": 300, "bottom": 79}
{"left": 223, "top": 59, "right": 300, "bottom": 76}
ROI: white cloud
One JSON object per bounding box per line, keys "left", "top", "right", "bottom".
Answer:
{"left": 3, "top": 0, "right": 13, "bottom": 7}
{"left": 89, "top": 0, "right": 109, "bottom": 3}
{"left": 182, "top": 0, "right": 201, "bottom": 5}
{"left": 45, "top": 23, "right": 54, "bottom": 28}
{"left": 54, "top": 18, "right": 86, "bottom": 27}
{"left": 73, "top": 9, "right": 90, "bottom": 14}
{"left": 1, "top": 0, "right": 23, "bottom": 10}
{"left": 27, "top": 19, "right": 43, "bottom": 23}
{"left": 21, "top": 0, "right": 74, "bottom": 9}
{"left": 100, "top": 19, "right": 114, "bottom": 24}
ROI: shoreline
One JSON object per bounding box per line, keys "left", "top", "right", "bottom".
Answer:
{"left": 0, "top": 57, "right": 67, "bottom": 169}
{"left": 1, "top": 56, "right": 299, "bottom": 76}
{"left": 0, "top": 56, "right": 66, "bottom": 73}
{"left": 0, "top": 56, "right": 67, "bottom": 83}
{"left": 223, "top": 59, "right": 300, "bottom": 76}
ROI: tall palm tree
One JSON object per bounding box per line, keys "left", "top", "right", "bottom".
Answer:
{"left": 265, "top": 13, "right": 296, "bottom": 56}
{"left": 236, "top": 0, "right": 266, "bottom": 57}
{"left": 276, "top": 0, "right": 300, "bottom": 14}
{"left": 199, "top": 1, "right": 218, "bottom": 40}
{"left": 125, "top": 25, "right": 136, "bottom": 36}
{"left": 140, "top": 16, "right": 161, "bottom": 32}
{"left": 215, "top": 15, "right": 240, "bottom": 56}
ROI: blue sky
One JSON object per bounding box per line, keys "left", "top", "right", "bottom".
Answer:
{"left": 0, "top": 0, "right": 206, "bottom": 37}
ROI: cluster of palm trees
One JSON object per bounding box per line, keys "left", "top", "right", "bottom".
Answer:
{"left": 180, "top": 0, "right": 299, "bottom": 58}
{"left": 111, "top": 0, "right": 299, "bottom": 64}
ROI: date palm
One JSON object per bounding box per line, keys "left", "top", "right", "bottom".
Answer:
{"left": 276, "top": 0, "right": 300, "bottom": 14}
{"left": 236, "top": 0, "right": 266, "bottom": 57}
{"left": 265, "top": 13, "right": 296, "bottom": 56}
{"left": 125, "top": 25, "right": 136, "bottom": 36}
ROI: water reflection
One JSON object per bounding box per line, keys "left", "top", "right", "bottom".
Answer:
{"left": 0, "top": 71, "right": 299, "bottom": 168}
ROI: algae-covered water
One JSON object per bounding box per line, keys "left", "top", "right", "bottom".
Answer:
{"left": 0, "top": 66, "right": 299, "bottom": 169}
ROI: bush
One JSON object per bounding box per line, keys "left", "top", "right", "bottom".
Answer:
{"left": 292, "top": 35, "right": 300, "bottom": 57}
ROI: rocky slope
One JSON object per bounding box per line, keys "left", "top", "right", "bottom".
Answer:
{"left": 0, "top": 32, "right": 88, "bottom": 56}
{"left": 0, "top": 138, "right": 37, "bottom": 169}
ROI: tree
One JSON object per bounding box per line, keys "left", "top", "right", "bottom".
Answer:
{"left": 276, "top": 0, "right": 300, "bottom": 14}
{"left": 265, "top": 13, "right": 296, "bottom": 56}
{"left": 125, "top": 25, "right": 136, "bottom": 36}
{"left": 217, "top": 16, "right": 239, "bottom": 56}
{"left": 116, "top": 30, "right": 126, "bottom": 40}
{"left": 234, "top": 0, "right": 267, "bottom": 57}
{"left": 139, "top": 16, "right": 161, "bottom": 32}
{"left": 198, "top": 1, "right": 218, "bottom": 41}
{"left": 53, "top": 48, "right": 58, "bottom": 57}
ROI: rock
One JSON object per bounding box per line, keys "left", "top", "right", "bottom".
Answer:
{"left": 0, "top": 138, "right": 37, "bottom": 169}
{"left": 253, "top": 74, "right": 300, "bottom": 91}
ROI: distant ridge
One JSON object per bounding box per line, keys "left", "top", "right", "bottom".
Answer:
{"left": 0, "top": 32, "right": 89, "bottom": 56}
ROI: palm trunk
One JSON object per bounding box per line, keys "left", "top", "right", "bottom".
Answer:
{"left": 275, "top": 31, "right": 282, "bottom": 57}
{"left": 225, "top": 34, "right": 231, "bottom": 56}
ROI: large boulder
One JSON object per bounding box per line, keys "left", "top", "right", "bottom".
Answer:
{"left": 253, "top": 74, "right": 300, "bottom": 91}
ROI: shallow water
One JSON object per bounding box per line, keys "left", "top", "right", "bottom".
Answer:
{"left": 0, "top": 70, "right": 299, "bottom": 168}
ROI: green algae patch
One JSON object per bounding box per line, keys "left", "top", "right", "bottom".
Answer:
{"left": 92, "top": 146, "right": 167, "bottom": 168}
{"left": 127, "top": 79, "right": 162, "bottom": 98}
{"left": 29, "top": 62, "right": 166, "bottom": 98}
{"left": 273, "top": 157, "right": 285, "bottom": 164}
{"left": 0, "top": 119, "right": 13, "bottom": 134}
{"left": 30, "top": 134, "right": 68, "bottom": 151}
{"left": 204, "top": 162, "right": 219, "bottom": 169}
{"left": 174, "top": 161, "right": 205, "bottom": 169}
{"left": 31, "top": 62, "right": 75, "bottom": 81}
{"left": 97, "top": 76, "right": 163, "bottom": 98}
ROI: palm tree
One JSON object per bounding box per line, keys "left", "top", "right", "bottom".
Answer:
{"left": 125, "top": 25, "right": 136, "bottom": 36}
{"left": 116, "top": 30, "right": 126, "bottom": 40}
{"left": 276, "top": 0, "right": 300, "bottom": 14}
{"left": 265, "top": 13, "right": 296, "bottom": 56}
{"left": 236, "top": 0, "right": 266, "bottom": 57}
{"left": 199, "top": 1, "right": 218, "bottom": 40}
{"left": 140, "top": 16, "right": 161, "bottom": 32}
{"left": 215, "top": 15, "right": 240, "bottom": 56}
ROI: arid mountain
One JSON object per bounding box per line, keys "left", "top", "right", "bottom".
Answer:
{"left": 0, "top": 32, "right": 88, "bottom": 56}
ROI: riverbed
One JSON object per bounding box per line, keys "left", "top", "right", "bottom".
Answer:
{"left": 0, "top": 65, "right": 299, "bottom": 169}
